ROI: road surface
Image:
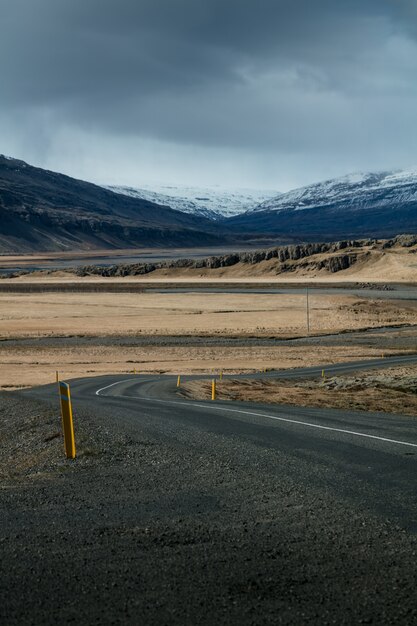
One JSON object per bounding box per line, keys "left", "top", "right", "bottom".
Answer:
{"left": 1, "top": 355, "right": 416, "bottom": 625}
{"left": 29, "top": 354, "right": 417, "bottom": 530}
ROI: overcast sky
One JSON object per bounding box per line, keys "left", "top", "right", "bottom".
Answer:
{"left": 1, "top": 0, "right": 417, "bottom": 191}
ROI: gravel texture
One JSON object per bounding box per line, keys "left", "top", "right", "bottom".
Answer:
{"left": 2, "top": 324, "right": 417, "bottom": 349}
{"left": 1, "top": 391, "right": 417, "bottom": 625}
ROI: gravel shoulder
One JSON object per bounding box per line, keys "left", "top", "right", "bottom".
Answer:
{"left": 1, "top": 390, "right": 417, "bottom": 624}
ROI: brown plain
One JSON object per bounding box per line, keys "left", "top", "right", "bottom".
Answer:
{"left": 2, "top": 240, "right": 417, "bottom": 390}
{"left": 1, "top": 288, "right": 416, "bottom": 389}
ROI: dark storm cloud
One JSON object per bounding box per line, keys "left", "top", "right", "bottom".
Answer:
{"left": 0, "top": 0, "right": 395, "bottom": 101}
{"left": 0, "top": 0, "right": 416, "bottom": 188}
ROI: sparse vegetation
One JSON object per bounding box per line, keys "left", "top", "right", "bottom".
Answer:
{"left": 180, "top": 366, "right": 417, "bottom": 416}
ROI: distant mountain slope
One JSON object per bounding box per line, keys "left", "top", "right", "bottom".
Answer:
{"left": 228, "top": 170, "right": 417, "bottom": 240}
{"left": 0, "top": 156, "right": 228, "bottom": 253}
{"left": 105, "top": 183, "right": 278, "bottom": 220}
{"left": 3, "top": 156, "right": 416, "bottom": 254}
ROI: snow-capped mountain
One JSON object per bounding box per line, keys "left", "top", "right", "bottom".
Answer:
{"left": 251, "top": 169, "right": 417, "bottom": 213}
{"left": 228, "top": 168, "right": 417, "bottom": 241}
{"left": 104, "top": 183, "right": 279, "bottom": 220}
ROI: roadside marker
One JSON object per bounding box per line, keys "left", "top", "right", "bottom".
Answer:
{"left": 58, "top": 382, "right": 76, "bottom": 459}
{"left": 177, "top": 375, "right": 181, "bottom": 387}
{"left": 219, "top": 371, "right": 223, "bottom": 381}
{"left": 212, "top": 379, "right": 216, "bottom": 401}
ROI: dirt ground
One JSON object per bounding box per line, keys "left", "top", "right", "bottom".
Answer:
{"left": 180, "top": 365, "right": 417, "bottom": 417}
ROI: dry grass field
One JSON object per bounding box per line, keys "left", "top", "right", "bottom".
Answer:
{"left": 2, "top": 242, "right": 417, "bottom": 390}
{"left": 0, "top": 342, "right": 407, "bottom": 390}
{"left": 0, "top": 288, "right": 416, "bottom": 389}
{"left": 1, "top": 291, "right": 416, "bottom": 339}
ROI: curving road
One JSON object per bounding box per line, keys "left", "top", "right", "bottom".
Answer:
{"left": 29, "top": 353, "right": 417, "bottom": 529}
{"left": 3, "top": 353, "right": 416, "bottom": 624}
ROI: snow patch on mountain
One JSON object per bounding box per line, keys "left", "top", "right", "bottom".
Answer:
{"left": 252, "top": 169, "right": 417, "bottom": 214}
{"left": 1, "top": 154, "right": 22, "bottom": 162}
{"left": 104, "top": 183, "right": 279, "bottom": 219}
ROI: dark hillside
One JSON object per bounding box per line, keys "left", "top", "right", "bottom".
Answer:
{"left": 0, "top": 156, "right": 228, "bottom": 252}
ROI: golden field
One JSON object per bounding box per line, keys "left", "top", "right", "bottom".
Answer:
{"left": 0, "top": 288, "right": 416, "bottom": 389}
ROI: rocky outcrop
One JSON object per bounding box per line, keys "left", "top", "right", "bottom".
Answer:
{"left": 321, "top": 253, "right": 359, "bottom": 273}
{"left": 75, "top": 238, "right": 380, "bottom": 277}
{"left": 382, "top": 234, "right": 417, "bottom": 249}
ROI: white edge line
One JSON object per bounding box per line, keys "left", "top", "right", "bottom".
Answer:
{"left": 96, "top": 378, "right": 141, "bottom": 395}
{"left": 97, "top": 385, "right": 417, "bottom": 450}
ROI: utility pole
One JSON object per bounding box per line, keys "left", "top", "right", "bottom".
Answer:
{"left": 306, "top": 286, "right": 310, "bottom": 335}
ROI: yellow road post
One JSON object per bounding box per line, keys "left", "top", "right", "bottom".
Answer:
{"left": 212, "top": 379, "right": 216, "bottom": 401}
{"left": 177, "top": 375, "right": 181, "bottom": 387}
{"left": 219, "top": 371, "right": 223, "bottom": 381}
{"left": 59, "top": 382, "right": 76, "bottom": 459}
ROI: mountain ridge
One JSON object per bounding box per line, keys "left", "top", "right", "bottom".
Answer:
{"left": 251, "top": 169, "right": 417, "bottom": 213}
{"left": 1, "top": 155, "right": 417, "bottom": 253}
{"left": 228, "top": 168, "right": 417, "bottom": 240}
{"left": 0, "top": 155, "right": 228, "bottom": 253}
{"left": 105, "top": 183, "right": 278, "bottom": 220}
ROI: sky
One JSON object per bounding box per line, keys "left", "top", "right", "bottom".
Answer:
{"left": 1, "top": 0, "right": 417, "bottom": 192}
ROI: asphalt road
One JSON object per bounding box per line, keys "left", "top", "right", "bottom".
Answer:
{"left": 3, "top": 355, "right": 417, "bottom": 625}
{"left": 29, "top": 354, "right": 417, "bottom": 530}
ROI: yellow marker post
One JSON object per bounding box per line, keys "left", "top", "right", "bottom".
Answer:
{"left": 177, "top": 375, "right": 181, "bottom": 387}
{"left": 219, "top": 371, "right": 223, "bottom": 381}
{"left": 212, "top": 379, "right": 216, "bottom": 401}
{"left": 59, "top": 382, "right": 76, "bottom": 459}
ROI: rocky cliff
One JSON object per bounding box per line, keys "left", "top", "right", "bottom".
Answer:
{"left": 75, "top": 236, "right": 412, "bottom": 277}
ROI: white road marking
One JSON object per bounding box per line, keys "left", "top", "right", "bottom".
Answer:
{"left": 95, "top": 378, "right": 141, "bottom": 395}
{"left": 97, "top": 384, "right": 417, "bottom": 450}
